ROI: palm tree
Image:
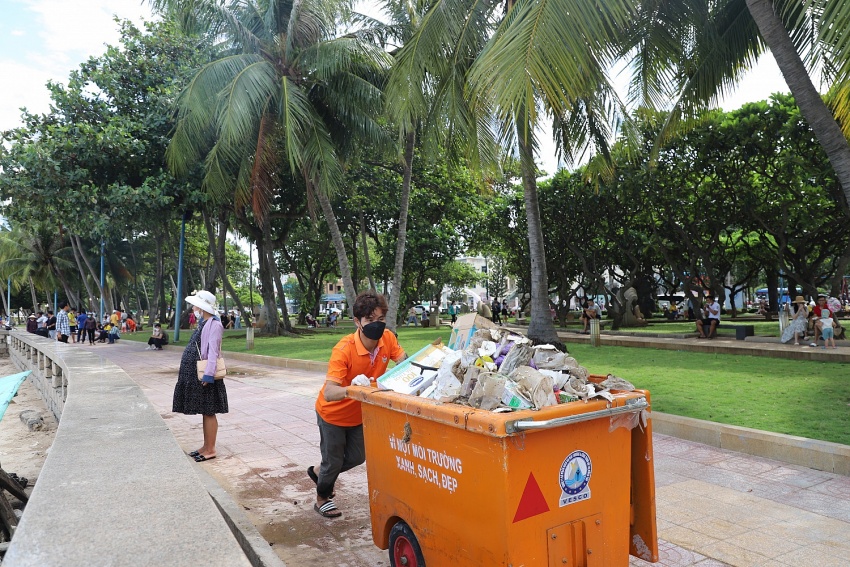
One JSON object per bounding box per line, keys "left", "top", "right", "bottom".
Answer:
{"left": 152, "top": 0, "right": 393, "bottom": 325}
{"left": 381, "top": 0, "right": 499, "bottom": 329}
{"left": 0, "top": 224, "right": 74, "bottom": 312}
{"left": 624, "top": 0, "right": 850, "bottom": 209}
{"left": 389, "top": 0, "right": 633, "bottom": 344}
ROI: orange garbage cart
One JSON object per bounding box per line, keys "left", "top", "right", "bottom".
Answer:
{"left": 349, "top": 379, "right": 658, "bottom": 567}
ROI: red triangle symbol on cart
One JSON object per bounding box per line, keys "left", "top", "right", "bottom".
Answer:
{"left": 513, "top": 472, "right": 550, "bottom": 523}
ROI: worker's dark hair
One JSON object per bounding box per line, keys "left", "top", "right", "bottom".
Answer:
{"left": 58, "top": 301, "right": 68, "bottom": 309}
{"left": 353, "top": 291, "right": 388, "bottom": 319}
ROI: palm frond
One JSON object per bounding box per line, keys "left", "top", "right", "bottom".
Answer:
{"left": 167, "top": 53, "right": 266, "bottom": 177}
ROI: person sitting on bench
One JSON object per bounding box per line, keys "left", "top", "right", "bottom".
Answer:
{"left": 696, "top": 296, "right": 720, "bottom": 339}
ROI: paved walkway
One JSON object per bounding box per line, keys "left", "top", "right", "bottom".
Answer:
{"left": 82, "top": 341, "right": 850, "bottom": 566}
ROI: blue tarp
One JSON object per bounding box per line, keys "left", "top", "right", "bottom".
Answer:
{"left": 0, "top": 371, "right": 31, "bottom": 423}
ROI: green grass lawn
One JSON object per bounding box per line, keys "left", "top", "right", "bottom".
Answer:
{"left": 569, "top": 343, "right": 850, "bottom": 445}
{"left": 123, "top": 325, "right": 850, "bottom": 445}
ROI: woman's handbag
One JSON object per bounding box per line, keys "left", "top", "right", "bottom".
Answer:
{"left": 196, "top": 342, "right": 226, "bottom": 381}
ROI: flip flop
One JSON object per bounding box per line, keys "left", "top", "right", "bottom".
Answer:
{"left": 307, "top": 466, "right": 335, "bottom": 498}
{"left": 188, "top": 451, "right": 200, "bottom": 458}
{"left": 314, "top": 500, "right": 342, "bottom": 518}
{"left": 194, "top": 454, "right": 216, "bottom": 462}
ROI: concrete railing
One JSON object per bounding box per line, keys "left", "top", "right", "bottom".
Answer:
{"left": 2, "top": 330, "right": 273, "bottom": 567}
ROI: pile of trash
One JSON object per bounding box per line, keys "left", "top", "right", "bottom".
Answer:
{"left": 378, "top": 315, "right": 635, "bottom": 412}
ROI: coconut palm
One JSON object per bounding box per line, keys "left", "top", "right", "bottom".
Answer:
{"left": 379, "top": 0, "right": 501, "bottom": 329}
{"left": 388, "top": 0, "right": 633, "bottom": 344}
{"left": 151, "top": 0, "right": 393, "bottom": 323}
{"left": 0, "top": 224, "right": 75, "bottom": 312}
{"left": 623, "top": 0, "right": 850, "bottom": 209}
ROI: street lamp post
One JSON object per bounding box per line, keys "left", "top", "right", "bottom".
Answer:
{"left": 99, "top": 240, "right": 105, "bottom": 322}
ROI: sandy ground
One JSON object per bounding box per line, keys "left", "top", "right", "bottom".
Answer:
{"left": 0, "top": 358, "right": 57, "bottom": 546}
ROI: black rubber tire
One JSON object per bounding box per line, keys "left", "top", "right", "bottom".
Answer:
{"left": 389, "top": 520, "right": 426, "bottom": 567}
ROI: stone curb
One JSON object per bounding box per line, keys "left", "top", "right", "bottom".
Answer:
{"left": 194, "top": 466, "right": 287, "bottom": 567}
{"left": 652, "top": 412, "right": 850, "bottom": 476}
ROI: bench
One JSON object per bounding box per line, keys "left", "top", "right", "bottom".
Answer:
{"left": 710, "top": 323, "right": 754, "bottom": 340}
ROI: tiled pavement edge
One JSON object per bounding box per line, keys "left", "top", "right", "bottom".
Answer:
{"left": 84, "top": 341, "right": 850, "bottom": 567}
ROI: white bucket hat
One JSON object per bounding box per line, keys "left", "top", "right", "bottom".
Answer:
{"left": 185, "top": 290, "right": 218, "bottom": 315}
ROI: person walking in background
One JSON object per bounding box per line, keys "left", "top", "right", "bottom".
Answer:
{"left": 45, "top": 310, "right": 57, "bottom": 339}
{"left": 173, "top": 290, "right": 227, "bottom": 463}
{"left": 491, "top": 297, "right": 502, "bottom": 325}
{"left": 56, "top": 301, "right": 71, "bottom": 343}
{"left": 406, "top": 306, "right": 419, "bottom": 326}
{"left": 68, "top": 308, "right": 77, "bottom": 344}
{"left": 310, "top": 291, "right": 407, "bottom": 519}
{"left": 75, "top": 310, "right": 88, "bottom": 343}
{"left": 84, "top": 314, "right": 97, "bottom": 345}
{"left": 449, "top": 302, "right": 458, "bottom": 325}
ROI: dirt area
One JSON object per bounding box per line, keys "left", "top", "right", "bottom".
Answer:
{"left": 0, "top": 357, "right": 57, "bottom": 548}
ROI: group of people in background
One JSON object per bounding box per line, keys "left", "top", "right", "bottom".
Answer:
{"left": 25, "top": 306, "right": 139, "bottom": 345}
{"left": 781, "top": 295, "right": 841, "bottom": 348}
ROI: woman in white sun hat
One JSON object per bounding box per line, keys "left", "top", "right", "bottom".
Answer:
{"left": 172, "top": 290, "right": 228, "bottom": 462}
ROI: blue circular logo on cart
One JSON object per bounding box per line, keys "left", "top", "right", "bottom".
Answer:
{"left": 559, "top": 450, "right": 592, "bottom": 495}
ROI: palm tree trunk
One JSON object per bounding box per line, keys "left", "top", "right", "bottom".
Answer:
{"left": 70, "top": 235, "right": 96, "bottom": 311}
{"left": 316, "top": 187, "right": 357, "bottom": 318}
{"left": 153, "top": 238, "right": 165, "bottom": 327}
{"left": 517, "top": 123, "right": 561, "bottom": 346}
{"left": 28, "top": 276, "right": 37, "bottom": 312}
{"left": 258, "top": 220, "right": 282, "bottom": 334}
{"left": 74, "top": 236, "right": 109, "bottom": 312}
{"left": 359, "top": 210, "right": 377, "bottom": 292}
{"left": 746, "top": 0, "right": 850, "bottom": 209}
{"left": 386, "top": 131, "right": 416, "bottom": 330}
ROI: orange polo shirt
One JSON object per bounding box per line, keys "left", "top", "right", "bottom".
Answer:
{"left": 316, "top": 329, "right": 406, "bottom": 427}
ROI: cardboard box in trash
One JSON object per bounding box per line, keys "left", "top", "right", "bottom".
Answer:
{"left": 377, "top": 343, "right": 452, "bottom": 396}
{"left": 448, "top": 313, "right": 497, "bottom": 351}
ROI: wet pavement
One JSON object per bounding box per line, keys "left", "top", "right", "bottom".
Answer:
{"left": 83, "top": 340, "right": 850, "bottom": 566}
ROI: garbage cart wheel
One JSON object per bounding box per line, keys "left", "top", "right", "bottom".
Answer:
{"left": 389, "top": 520, "right": 426, "bottom": 567}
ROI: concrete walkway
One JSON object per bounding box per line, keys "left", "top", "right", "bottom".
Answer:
{"left": 82, "top": 341, "right": 850, "bottom": 566}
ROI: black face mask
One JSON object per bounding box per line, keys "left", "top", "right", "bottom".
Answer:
{"left": 361, "top": 320, "right": 386, "bottom": 340}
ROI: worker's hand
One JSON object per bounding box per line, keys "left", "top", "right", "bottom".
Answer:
{"left": 351, "top": 374, "right": 372, "bottom": 387}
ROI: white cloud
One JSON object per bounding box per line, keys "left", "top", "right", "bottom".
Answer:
{"left": 10, "top": 30, "right": 25, "bottom": 36}
{"left": 0, "top": 0, "right": 155, "bottom": 131}
{"left": 0, "top": 59, "right": 54, "bottom": 131}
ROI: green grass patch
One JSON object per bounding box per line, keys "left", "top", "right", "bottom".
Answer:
{"left": 569, "top": 343, "right": 850, "bottom": 445}
{"left": 123, "top": 326, "right": 850, "bottom": 445}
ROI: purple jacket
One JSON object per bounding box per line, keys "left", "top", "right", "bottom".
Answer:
{"left": 199, "top": 316, "right": 224, "bottom": 376}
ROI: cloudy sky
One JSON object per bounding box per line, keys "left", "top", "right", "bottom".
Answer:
{"left": 0, "top": 0, "right": 790, "bottom": 174}
{"left": 0, "top": 0, "right": 154, "bottom": 132}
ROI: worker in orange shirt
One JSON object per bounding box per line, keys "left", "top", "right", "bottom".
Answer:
{"left": 310, "top": 291, "right": 407, "bottom": 519}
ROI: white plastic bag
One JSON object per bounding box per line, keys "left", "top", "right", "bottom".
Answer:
{"left": 432, "top": 350, "right": 463, "bottom": 401}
